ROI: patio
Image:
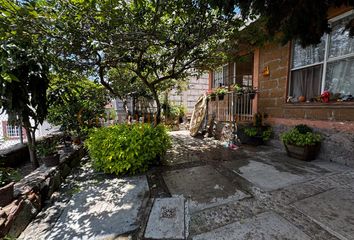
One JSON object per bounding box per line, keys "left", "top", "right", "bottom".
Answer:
{"left": 19, "top": 130, "right": 354, "bottom": 239}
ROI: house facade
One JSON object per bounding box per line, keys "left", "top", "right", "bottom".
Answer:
{"left": 208, "top": 6, "right": 354, "bottom": 167}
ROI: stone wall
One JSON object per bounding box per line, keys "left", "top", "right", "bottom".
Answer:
{"left": 0, "top": 147, "right": 86, "bottom": 238}
{"left": 268, "top": 121, "right": 354, "bottom": 168}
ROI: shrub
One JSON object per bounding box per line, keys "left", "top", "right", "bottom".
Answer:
{"left": 0, "top": 167, "right": 21, "bottom": 187}
{"left": 85, "top": 123, "right": 171, "bottom": 175}
{"left": 243, "top": 126, "right": 272, "bottom": 141}
{"left": 281, "top": 126, "right": 321, "bottom": 146}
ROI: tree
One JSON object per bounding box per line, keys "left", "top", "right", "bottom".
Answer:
{"left": 47, "top": 74, "right": 109, "bottom": 135}
{"left": 49, "top": 0, "right": 243, "bottom": 125}
{"left": 208, "top": 0, "right": 354, "bottom": 46}
{"left": 107, "top": 65, "right": 151, "bottom": 120}
{"left": 0, "top": 0, "right": 51, "bottom": 168}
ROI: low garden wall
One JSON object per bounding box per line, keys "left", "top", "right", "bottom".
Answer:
{"left": 269, "top": 123, "right": 354, "bottom": 168}
{"left": 206, "top": 120, "right": 354, "bottom": 168}
{"left": 0, "top": 146, "right": 86, "bottom": 238}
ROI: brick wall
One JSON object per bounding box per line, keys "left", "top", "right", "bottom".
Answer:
{"left": 257, "top": 42, "right": 354, "bottom": 122}
{"left": 169, "top": 73, "right": 209, "bottom": 115}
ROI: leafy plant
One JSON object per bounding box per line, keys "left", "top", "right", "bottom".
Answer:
{"left": 233, "top": 84, "right": 243, "bottom": 94}
{"left": 281, "top": 126, "right": 321, "bottom": 146}
{"left": 262, "top": 127, "right": 273, "bottom": 141}
{"left": 85, "top": 123, "right": 171, "bottom": 176}
{"left": 215, "top": 88, "right": 227, "bottom": 96}
{"left": 243, "top": 126, "right": 272, "bottom": 141}
{"left": 36, "top": 139, "right": 58, "bottom": 158}
{"left": 47, "top": 75, "right": 109, "bottom": 136}
{"left": 243, "top": 127, "right": 258, "bottom": 137}
{"left": 0, "top": 167, "right": 21, "bottom": 187}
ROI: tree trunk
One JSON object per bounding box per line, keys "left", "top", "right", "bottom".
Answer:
{"left": 122, "top": 98, "right": 131, "bottom": 123}
{"left": 25, "top": 127, "right": 39, "bottom": 168}
{"left": 151, "top": 90, "right": 161, "bottom": 126}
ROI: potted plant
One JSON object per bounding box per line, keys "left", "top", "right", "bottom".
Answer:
{"left": 280, "top": 124, "right": 322, "bottom": 161}
{"left": 207, "top": 90, "right": 216, "bottom": 101}
{"left": 244, "top": 86, "right": 258, "bottom": 100}
{"left": 215, "top": 87, "right": 227, "bottom": 100}
{"left": 233, "top": 84, "right": 244, "bottom": 96}
{"left": 0, "top": 167, "right": 21, "bottom": 207}
{"left": 237, "top": 113, "right": 272, "bottom": 145}
{"left": 37, "top": 139, "right": 60, "bottom": 167}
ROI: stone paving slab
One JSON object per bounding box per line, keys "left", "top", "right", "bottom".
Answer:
{"left": 20, "top": 167, "right": 149, "bottom": 240}
{"left": 144, "top": 197, "right": 185, "bottom": 239}
{"left": 46, "top": 176, "right": 149, "bottom": 240}
{"left": 162, "top": 165, "right": 249, "bottom": 212}
{"left": 224, "top": 159, "right": 306, "bottom": 191}
{"left": 192, "top": 211, "right": 311, "bottom": 240}
{"left": 293, "top": 188, "right": 354, "bottom": 240}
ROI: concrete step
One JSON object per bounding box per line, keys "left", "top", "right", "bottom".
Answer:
{"left": 144, "top": 197, "right": 186, "bottom": 239}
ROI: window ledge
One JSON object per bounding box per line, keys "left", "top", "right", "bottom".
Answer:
{"left": 284, "top": 102, "right": 354, "bottom": 109}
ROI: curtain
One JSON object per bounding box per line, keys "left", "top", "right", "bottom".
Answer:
{"left": 290, "top": 65, "right": 322, "bottom": 100}
{"left": 325, "top": 58, "right": 354, "bottom": 95}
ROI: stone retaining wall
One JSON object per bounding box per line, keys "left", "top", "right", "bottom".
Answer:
{"left": 0, "top": 146, "right": 86, "bottom": 238}
{"left": 269, "top": 123, "right": 354, "bottom": 168}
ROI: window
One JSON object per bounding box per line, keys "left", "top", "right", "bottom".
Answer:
{"left": 2, "top": 121, "right": 22, "bottom": 139}
{"left": 213, "top": 65, "right": 228, "bottom": 88}
{"left": 7, "top": 125, "right": 20, "bottom": 137}
{"left": 289, "top": 11, "right": 354, "bottom": 101}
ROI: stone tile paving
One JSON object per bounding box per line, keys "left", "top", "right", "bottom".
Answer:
{"left": 19, "top": 161, "right": 149, "bottom": 240}
{"left": 162, "top": 131, "right": 354, "bottom": 240}
{"left": 17, "top": 131, "right": 354, "bottom": 240}
{"left": 145, "top": 197, "right": 186, "bottom": 239}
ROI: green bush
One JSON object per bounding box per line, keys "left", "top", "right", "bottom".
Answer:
{"left": 280, "top": 126, "right": 321, "bottom": 146}
{"left": 243, "top": 126, "right": 273, "bottom": 141}
{"left": 85, "top": 123, "right": 171, "bottom": 175}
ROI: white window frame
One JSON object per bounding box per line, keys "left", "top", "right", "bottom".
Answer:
{"left": 6, "top": 124, "right": 21, "bottom": 137}
{"left": 213, "top": 64, "right": 228, "bottom": 88}
{"left": 290, "top": 10, "right": 354, "bottom": 96}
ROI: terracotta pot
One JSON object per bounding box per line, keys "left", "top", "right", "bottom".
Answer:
{"left": 0, "top": 182, "right": 14, "bottom": 207}
{"left": 42, "top": 154, "right": 60, "bottom": 167}
{"left": 298, "top": 96, "right": 306, "bottom": 102}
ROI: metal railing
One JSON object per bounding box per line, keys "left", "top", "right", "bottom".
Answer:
{"left": 207, "top": 92, "right": 254, "bottom": 123}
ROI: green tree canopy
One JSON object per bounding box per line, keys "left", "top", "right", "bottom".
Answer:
{"left": 49, "top": 0, "right": 243, "bottom": 124}
{"left": 0, "top": 0, "right": 51, "bottom": 167}
{"left": 209, "top": 0, "right": 354, "bottom": 46}
{"left": 47, "top": 74, "right": 109, "bottom": 135}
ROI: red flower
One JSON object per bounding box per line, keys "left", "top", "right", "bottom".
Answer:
{"left": 321, "top": 91, "right": 330, "bottom": 103}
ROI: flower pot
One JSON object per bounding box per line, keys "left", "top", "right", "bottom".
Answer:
{"left": 248, "top": 92, "right": 256, "bottom": 100}
{"left": 237, "top": 129, "right": 264, "bottom": 146}
{"left": 210, "top": 95, "right": 216, "bottom": 101}
{"left": 42, "top": 154, "right": 60, "bottom": 167}
{"left": 284, "top": 142, "right": 321, "bottom": 161}
{"left": 0, "top": 182, "right": 14, "bottom": 207}
{"left": 218, "top": 94, "right": 225, "bottom": 101}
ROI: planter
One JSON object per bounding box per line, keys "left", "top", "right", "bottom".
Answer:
{"left": 218, "top": 94, "right": 225, "bottom": 101}
{"left": 210, "top": 95, "right": 216, "bottom": 101}
{"left": 0, "top": 182, "right": 14, "bottom": 207}
{"left": 248, "top": 92, "right": 256, "bottom": 100}
{"left": 237, "top": 129, "right": 264, "bottom": 146}
{"left": 284, "top": 142, "right": 321, "bottom": 161}
{"left": 42, "top": 154, "right": 60, "bottom": 167}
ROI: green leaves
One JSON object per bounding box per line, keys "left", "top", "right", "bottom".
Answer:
{"left": 281, "top": 127, "right": 322, "bottom": 147}
{"left": 85, "top": 123, "right": 171, "bottom": 176}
